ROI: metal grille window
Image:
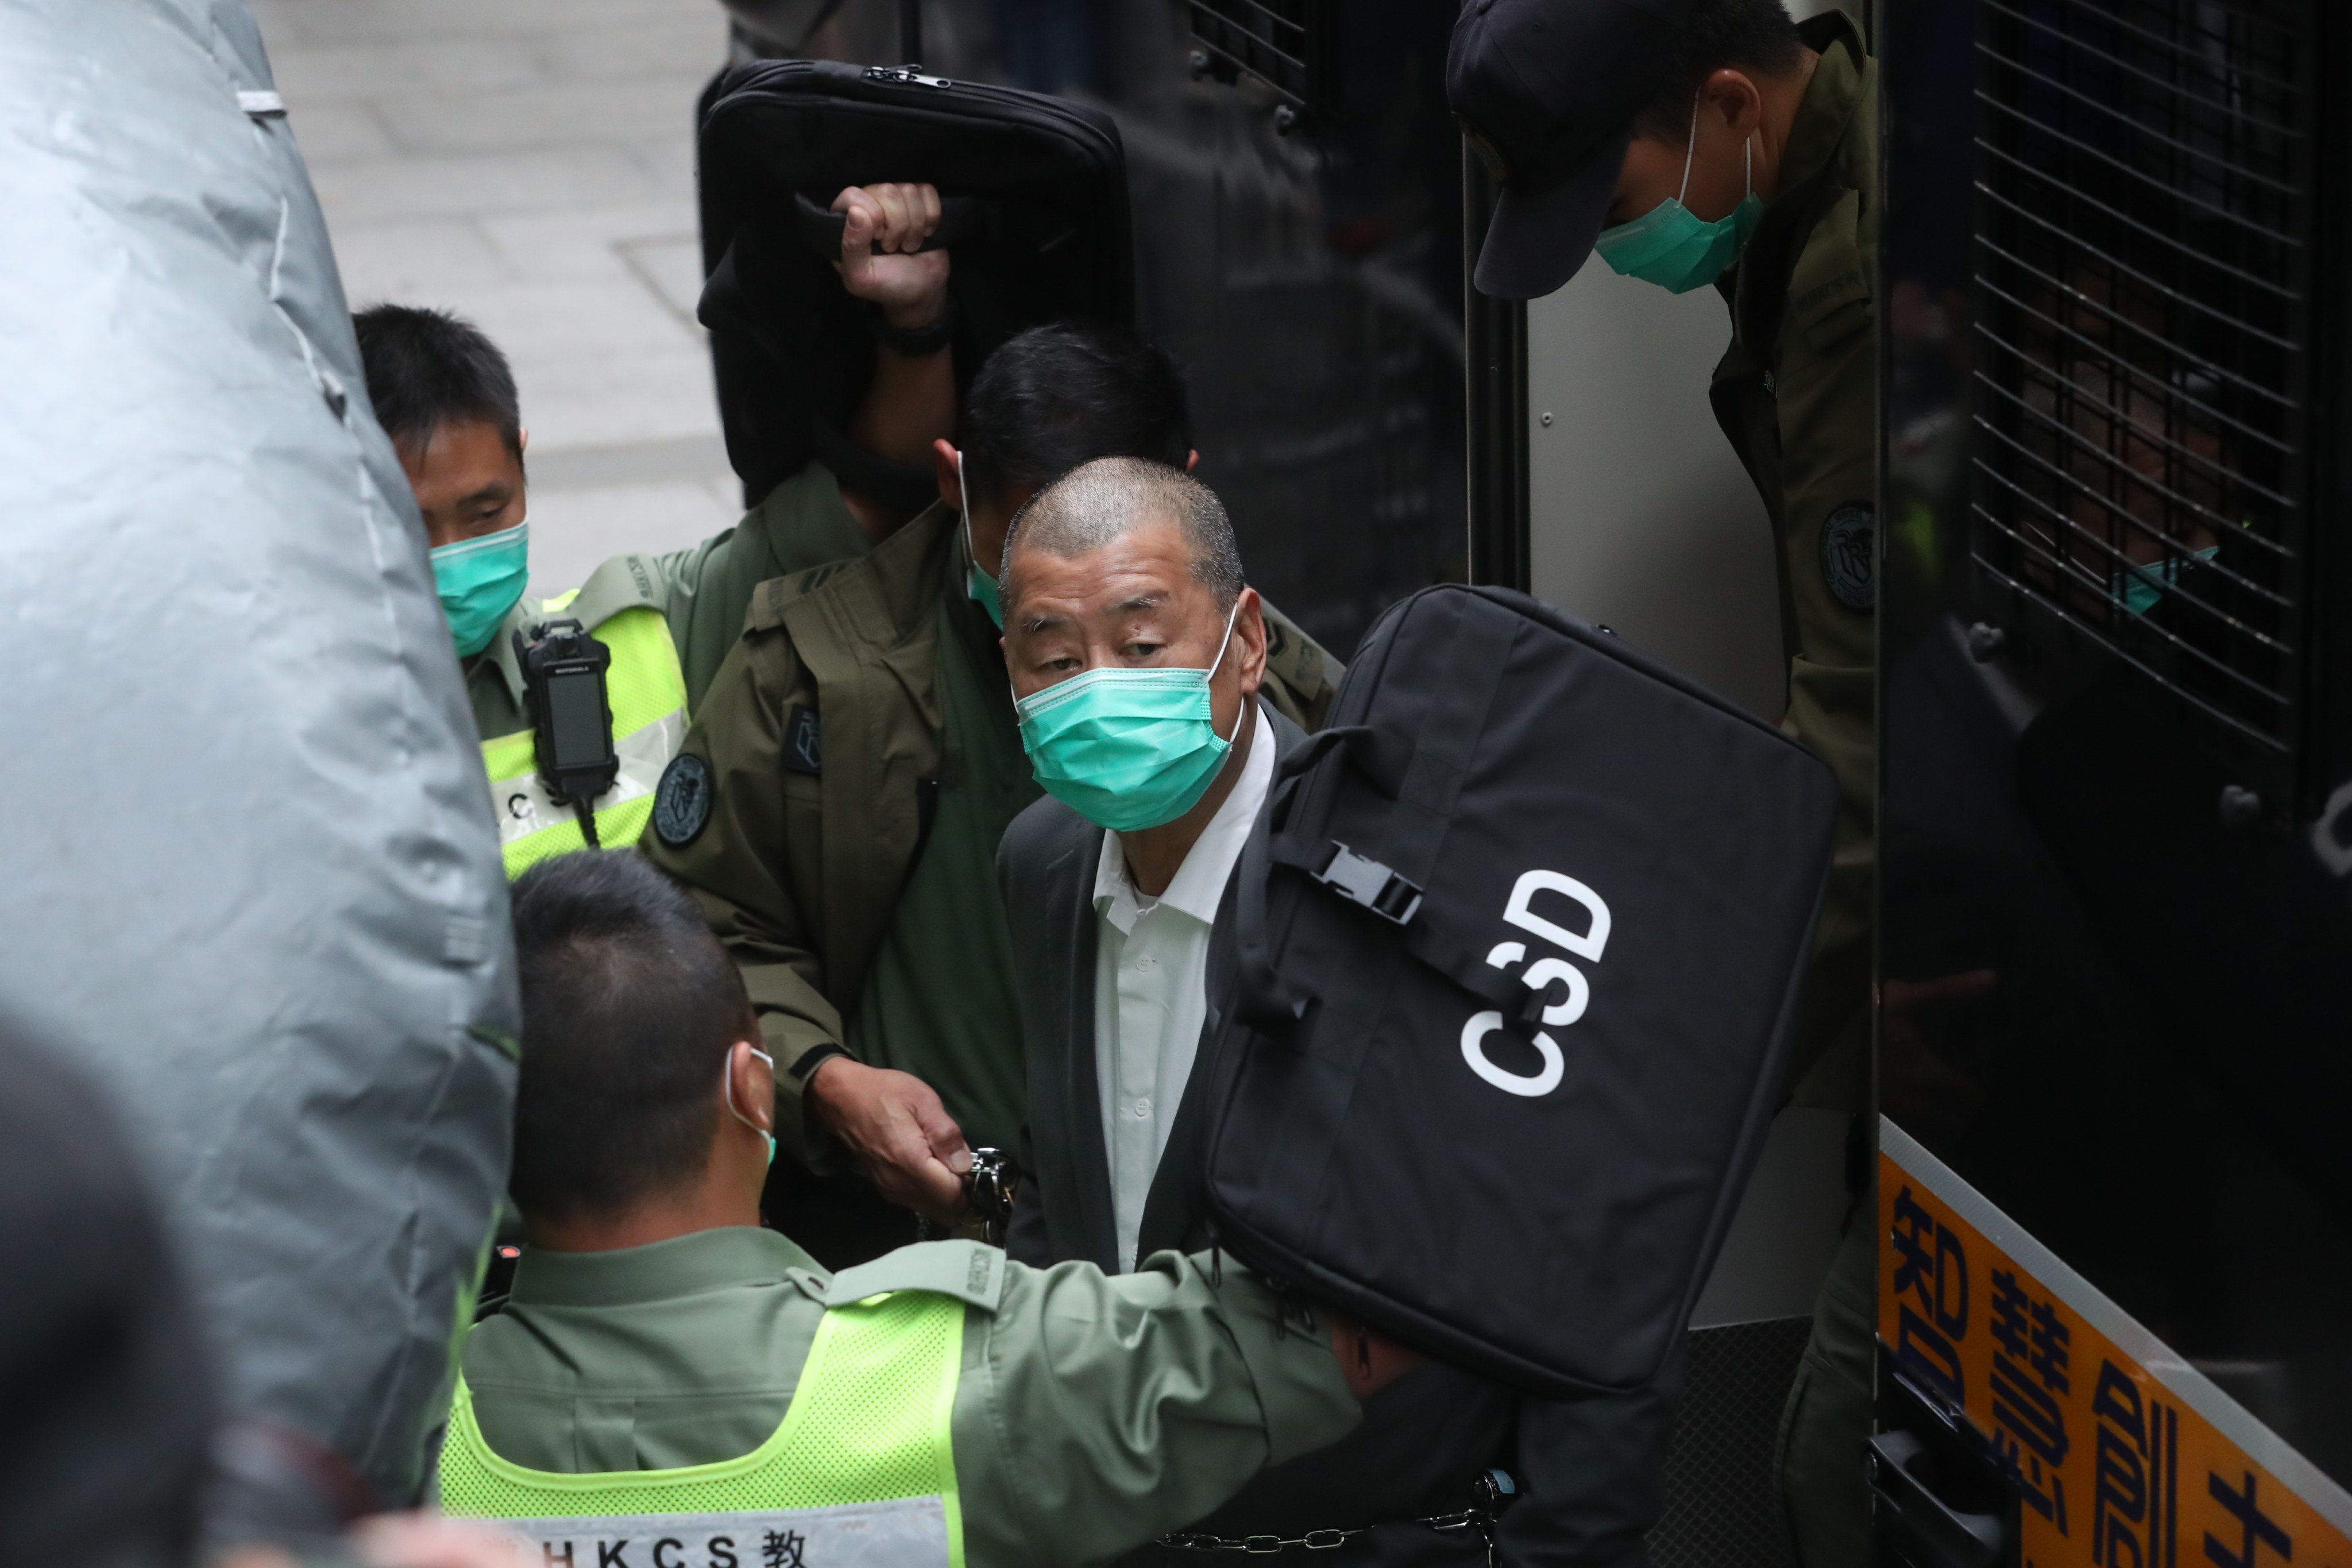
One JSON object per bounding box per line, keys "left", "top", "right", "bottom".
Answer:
{"left": 1189, "top": 0, "right": 1335, "bottom": 118}
{"left": 1972, "top": 0, "right": 2314, "bottom": 767}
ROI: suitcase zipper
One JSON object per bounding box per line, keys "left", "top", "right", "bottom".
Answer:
{"left": 862, "top": 65, "right": 955, "bottom": 89}
{"left": 715, "top": 61, "right": 1124, "bottom": 166}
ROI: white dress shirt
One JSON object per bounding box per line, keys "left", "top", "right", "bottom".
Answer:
{"left": 1091, "top": 705, "right": 1276, "bottom": 1272}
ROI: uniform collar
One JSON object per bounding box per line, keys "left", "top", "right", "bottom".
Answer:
{"left": 469, "top": 598, "right": 536, "bottom": 713}
{"left": 777, "top": 500, "right": 958, "bottom": 649}
{"left": 1769, "top": 11, "right": 1870, "bottom": 214}
{"left": 468, "top": 553, "right": 674, "bottom": 715}
{"left": 507, "top": 1226, "right": 825, "bottom": 1310}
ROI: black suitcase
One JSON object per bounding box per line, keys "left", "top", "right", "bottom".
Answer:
{"left": 1203, "top": 585, "right": 1840, "bottom": 1397}
{"left": 696, "top": 60, "right": 1133, "bottom": 510}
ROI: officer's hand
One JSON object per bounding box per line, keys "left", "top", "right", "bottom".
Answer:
{"left": 807, "top": 1056, "right": 973, "bottom": 1222}
{"left": 1324, "top": 1308, "right": 1424, "bottom": 1401}
{"left": 833, "top": 182, "right": 951, "bottom": 332}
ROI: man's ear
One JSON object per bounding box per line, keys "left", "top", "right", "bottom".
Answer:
{"left": 728, "top": 1041, "right": 774, "bottom": 1137}
{"left": 1701, "top": 67, "right": 1765, "bottom": 134}
{"left": 1234, "top": 588, "right": 1268, "bottom": 698}
{"left": 1185, "top": 449, "right": 1200, "bottom": 474}
{"left": 518, "top": 426, "right": 530, "bottom": 455}
{"left": 933, "top": 438, "right": 963, "bottom": 513}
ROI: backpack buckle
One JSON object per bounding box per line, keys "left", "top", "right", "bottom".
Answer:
{"left": 1314, "top": 841, "right": 1424, "bottom": 925}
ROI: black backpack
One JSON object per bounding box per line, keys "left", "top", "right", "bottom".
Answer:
{"left": 1203, "top": 585, "right": 1840, "bottom": 1397}
{"left": 695, "top": 60, "right": 1132, "bottom": 511}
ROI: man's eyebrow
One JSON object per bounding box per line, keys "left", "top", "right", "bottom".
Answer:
{"left": 1114, "top": 592, "right": 1168, "bottom": 613}
{"left": 456, "top": 480, "right": 514, "bottom": 509}
{"left": 1017, "top": 610, "right": 1071, "bottom": 635}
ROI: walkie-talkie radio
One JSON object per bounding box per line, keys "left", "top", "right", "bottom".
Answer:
{"left": 514, "top": 617, "right": 619, "bottom": 847}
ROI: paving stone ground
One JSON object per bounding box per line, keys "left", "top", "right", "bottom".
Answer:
{"left": 249, "top": 0, "right": 744, "bottom": 596}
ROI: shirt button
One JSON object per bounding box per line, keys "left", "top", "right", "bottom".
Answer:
{"left": 1135, "top": 955, "right": 1156, "bottom": 970}
{"left": 1134, "top": 1098, "right": 1152, "bottom": 1118}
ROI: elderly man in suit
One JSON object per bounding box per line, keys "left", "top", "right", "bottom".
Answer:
{"left": 993, "top": 455, "right": 1683, "bottom": 1566}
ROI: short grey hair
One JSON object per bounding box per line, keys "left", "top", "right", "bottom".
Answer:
{"left": 1000, "top": 456, "right": 1245, "bottom": 617}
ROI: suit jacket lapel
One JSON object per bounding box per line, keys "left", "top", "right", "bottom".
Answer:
{"left": 1050, "top": 820, "right": 1122, "bottom": 1273}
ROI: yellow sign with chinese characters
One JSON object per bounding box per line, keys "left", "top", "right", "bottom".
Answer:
{"left": 1879, "top": 1120, "right": 2352, "bottom": 1568}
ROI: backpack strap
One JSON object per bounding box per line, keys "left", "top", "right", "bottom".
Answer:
{"left": 1231, "top": 726, "right": 1376, "bottom": 1030}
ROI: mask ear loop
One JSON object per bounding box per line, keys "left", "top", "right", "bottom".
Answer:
{"left": 724, "top": 1045, "right": 776, "bottom": 1137}
{"left": 1206, "top": 596, "right": 1248, "bottom": 746}
{"left": 1677, "top": 90, "right": 1701, "bottom": 206}
{"left": 957, "top": 450, "right": 982, "bottom": 576}
{"left": 1682, "top": 88, "right": 1755, "bottom": 215}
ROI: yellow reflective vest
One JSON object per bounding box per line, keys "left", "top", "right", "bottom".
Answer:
{"left": 480, "top": 562, "right": 690, "bottom": 879}
{"left": 438, "top": 1289, "right": 967, "bottom": 1567}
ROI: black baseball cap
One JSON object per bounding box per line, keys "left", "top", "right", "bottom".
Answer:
{"left": 1447, "top": 0, "right": 1684, "bottom": 300}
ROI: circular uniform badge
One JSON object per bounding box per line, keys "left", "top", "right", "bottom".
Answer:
{"left": 652, "top": 752, "right": 713, "bottom": 848}
{"left": 1820, "top": 504, "right": 1876, "bottom": 614}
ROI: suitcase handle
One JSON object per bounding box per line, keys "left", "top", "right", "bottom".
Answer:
{"left": 793, "top": 191, "right": 987, "bottom": 257}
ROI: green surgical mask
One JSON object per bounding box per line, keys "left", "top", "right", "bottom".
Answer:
{"left": 725, "top": 1045, "right": 778, "bottom": 1168}
{"left": 2112, "top": 545, "right": 2218, "bottom": 616}
{"left": 960, "top": 451, "right": 1003, "bottom": 629}
{"left": 1594, "top": 96, "right": 1762, "bottom": 295}
{"left": 430, "top": 520, "right": 530, "bottom": 658}
{"left": 1015, "top": 601, "right": 1243, "bottom": 833}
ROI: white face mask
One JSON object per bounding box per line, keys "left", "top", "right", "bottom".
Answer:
{"left": 723, "top": 1045, "right": 776, "bottom": 1168}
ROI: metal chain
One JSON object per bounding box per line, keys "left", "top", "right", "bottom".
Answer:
{"left": 1156, "top": 1526, "right": 1365, "bottom": 1554}
{"left": 1157, "top": 1505, "right": 1499, "bottom": 1561}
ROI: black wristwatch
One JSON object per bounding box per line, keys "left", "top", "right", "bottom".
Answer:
{"left": 791, "top": 1042, "right": 851, "bottom": 1083}
{"left": 870, "top": 297, "right": 956, "bottom": 357}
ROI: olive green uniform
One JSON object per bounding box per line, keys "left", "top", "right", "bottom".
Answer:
{"left": 643, "top": 502, "right": 1341, "bottom": 1258}
{"left": 456, "top": 1230, "right": 1358, "bottom": 1568}
{"left": 459, "top": 462, "right": 869, "bottom": 740}
{"left": 1708, "top": 16, "right": 1878, "bottom": 1566}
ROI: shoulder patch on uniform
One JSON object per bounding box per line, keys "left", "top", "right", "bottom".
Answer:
{"left": 652, "top": 751, "right": 714, "bottom": 847}
{"left": 823, "top": 1241, "right": 1004, "bottom": 1313}
{"left": 783, "top": 704, "right": 822, "bottom": 777}
{"left": 1820, "top": 504, "right": 1876, "bottom": 614}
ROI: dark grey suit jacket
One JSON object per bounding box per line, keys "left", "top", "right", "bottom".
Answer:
{"left": 997, "top": 708, "right": 1307, "bottom": 1273}
{"left": 994, "top": 705, "right": 1681, "bottom": 1566}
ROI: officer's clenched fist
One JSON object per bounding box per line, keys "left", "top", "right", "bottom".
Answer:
{"left": 832, "top": 181, "right": 950, "bottom": 331}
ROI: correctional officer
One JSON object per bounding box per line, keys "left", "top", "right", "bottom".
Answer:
{"left": 354, "top": 182, "right": 956, "bottom": 875}
{"left": 440, "top": 850, "right": 1408, "bottom": 1568}
{"left": 643, "top": 324, "right": 1340, "bottom": 1266}
{"left": 1447, "top": 2, "right": 1878, "bottom": 1562}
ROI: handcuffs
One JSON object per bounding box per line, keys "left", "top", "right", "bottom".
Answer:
{"left": 916, "top": 1145, "right": 1020, "bottom": 1247}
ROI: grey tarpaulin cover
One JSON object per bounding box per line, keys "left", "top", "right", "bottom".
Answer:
{"left": 0, "top": 0, "right": 518, "bottom": 1521}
